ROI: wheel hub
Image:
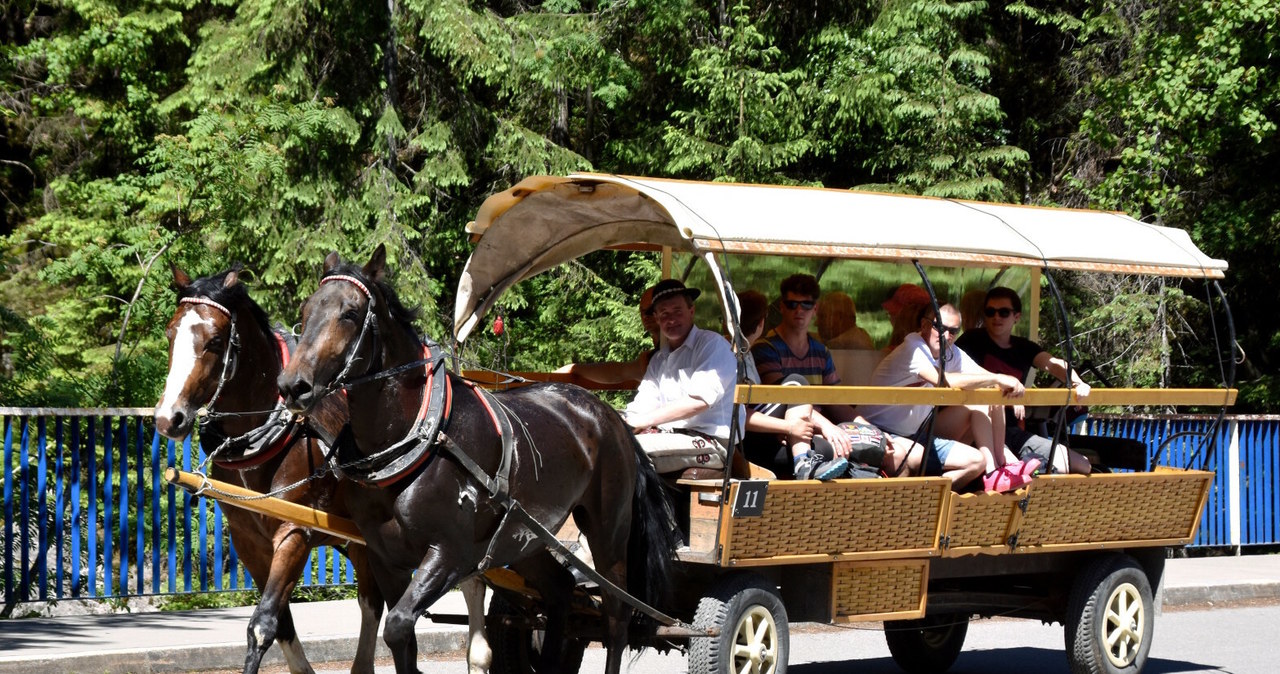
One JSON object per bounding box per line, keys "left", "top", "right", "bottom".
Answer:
{"left": 1104, "top": 581, "right": 1145, "bottom": 668}
{"left": 734, "top": 606, "right": 778, "bottom": 674}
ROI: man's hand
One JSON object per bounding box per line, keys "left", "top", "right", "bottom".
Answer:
{"left": 625, "top": 412, "right": 653, "bottom": 432}
{"left": 996, "top": 374, "right": 1026, "bottom": 397}
{"left": 1073, "top": 381, "right": 1091, "bottom": 399}
{"left": 1013, "top": 404, "right": 1026, "bottom": 421}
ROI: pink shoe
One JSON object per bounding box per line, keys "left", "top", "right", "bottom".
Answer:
{"left": 982, "top": 465, "right": 1031, "bottom": 493}
{"left": 1019, "top": 458, "right": 1043, "bottom": 478}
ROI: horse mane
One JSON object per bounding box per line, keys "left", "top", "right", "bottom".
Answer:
{"left": 180, "top": 267, "right": 273, "bottom": 336}
{"left": 322, "top": 262, "right": 421, "bottom": 338}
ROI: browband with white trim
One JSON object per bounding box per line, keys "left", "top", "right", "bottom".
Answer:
{"left": 321, "top": 274, "right": 373, "bottom": 298}
{"left": 179, "top": 296, "right": 232, "bottom": 317}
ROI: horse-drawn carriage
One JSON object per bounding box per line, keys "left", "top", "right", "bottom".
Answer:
{"left": 163, "top": 173, "right": 1234, "bottom": 674}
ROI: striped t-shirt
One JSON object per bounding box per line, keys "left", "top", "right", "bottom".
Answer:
{"left": 751, "top": 331, "right": 840, "bottom": 386}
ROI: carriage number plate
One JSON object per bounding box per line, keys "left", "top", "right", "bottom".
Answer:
{"left": 732, "top": 480, "right": 768, "bottom": 517}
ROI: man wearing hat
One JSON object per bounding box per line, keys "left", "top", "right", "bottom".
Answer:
{"left": 624, "top": 279, "right": 738, "bottom": 474}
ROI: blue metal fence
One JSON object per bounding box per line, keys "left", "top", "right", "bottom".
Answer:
{"left": 3, "top": 408, "right": 1277, "bottom": 607}
{"left": 1080, "top": 414, "right": 1239, "bottom": 552}
{"left": 2, "top": 409, "right": 354, "bottom": 609}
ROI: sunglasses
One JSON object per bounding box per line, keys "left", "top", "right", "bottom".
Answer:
{"left": 940, "top": 325, "right": 961, "bottom": 336}
{"left": 782, "top": 299, "right": 816, "bottom": 310}
{"left": 984, "top": 306, "right": 1014, "bottom": 318}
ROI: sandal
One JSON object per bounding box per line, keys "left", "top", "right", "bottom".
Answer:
{"left": 982, "top": 465, "right": 1030, "bottom": 493}
{"left": 1019, "top": 458, "right": 1043, "bottom": 478}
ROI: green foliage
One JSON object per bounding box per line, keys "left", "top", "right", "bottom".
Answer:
{"left": 1, "top": 0, "right": 1274, "bottom": 408}
{"left": 662, "top": 1, "right": 811, "bottom": 182}
{"left": 806, "top": 0, "right": 1027, "bottom": 198}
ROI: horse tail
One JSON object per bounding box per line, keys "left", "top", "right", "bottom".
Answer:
{"left": 626, "top": 433, "right": 680, "bottom": 617}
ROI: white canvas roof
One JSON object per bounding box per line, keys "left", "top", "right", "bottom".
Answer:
{"left": 455, "top": 174, "right": 1227, "bottom": 342}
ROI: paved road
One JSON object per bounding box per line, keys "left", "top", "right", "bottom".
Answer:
{"left": 221, "top": 599, "right": 1279, "bottom": 674}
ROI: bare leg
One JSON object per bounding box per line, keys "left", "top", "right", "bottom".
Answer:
{"left": 785, "top": 404, "right": 814, "bottom": 460}
{"left": 938, "top": 441, "right": 985, "bottom": 489}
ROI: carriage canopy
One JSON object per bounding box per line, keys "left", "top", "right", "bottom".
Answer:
{"left": 455, "top": 173, "right": 1227, "bottom": 343}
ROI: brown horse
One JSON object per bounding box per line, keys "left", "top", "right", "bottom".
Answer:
{"left": 276, "top": 246, "right": 678, "bottom": 674}
{"left": 154, "top": 266, "right": 383, "bottom": 674}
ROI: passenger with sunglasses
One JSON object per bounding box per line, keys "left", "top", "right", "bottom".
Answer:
{"left": 955, "top": 287, "right": 1093, "bottom": 475}
{"left": 750, "top": 273, "right": 860, "bottom": 480}
{"left": 860, "top": 303, "right": 1035, "bottom": 492}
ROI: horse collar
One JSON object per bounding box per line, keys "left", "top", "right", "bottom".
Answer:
{"left": 208, "top": 329, "right": 298, "bottom": 469}
{"left": 331, "top": 340, "right": 453, "bottom": 486}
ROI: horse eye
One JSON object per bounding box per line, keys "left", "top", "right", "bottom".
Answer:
{"left": 341, "top": 309, "right": 361, "bottom": 323}
{"left": 206, "top": 337, "right": 225, "bottom": 354}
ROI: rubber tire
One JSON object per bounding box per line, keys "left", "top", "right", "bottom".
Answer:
{"left": 884, "top": 613, "right": 969, "bottom": 674}
{"left": 1065, "top": 554, "right": 1154, "bottom": 674}
{"left": 485, "top": 595, "right": 586, "bottom": 674}
{"left": 690, "top": 573, "right": 789, "bottom": 674}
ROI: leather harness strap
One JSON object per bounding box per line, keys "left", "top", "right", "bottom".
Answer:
{"left": 210, "top": 329, "right": 303, "bottom": 470}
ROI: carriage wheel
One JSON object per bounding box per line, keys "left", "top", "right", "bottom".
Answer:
{"left": 884, "top": 613, "right": 969, "bottom": 674}
{"left": 1065, "top": 554, "right": 1154, "bottom": 674}
{"left": 690, "top": 573, "right": 789, "bottom": 674}
{"left": 485, "top": 595, "right": 586, "bottom": 674}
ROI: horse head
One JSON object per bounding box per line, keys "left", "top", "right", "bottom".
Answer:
{"left": 279, "top": 244, "right": 398, "bottom": 414}
{"left": 155, "top": 265, "right": 251, "bottom": 439}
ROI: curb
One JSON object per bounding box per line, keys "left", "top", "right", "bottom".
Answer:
{"left": 1163, "top": 581, "right": 1280, "bottom": 607}
{"left": 0, "top": 626, "right": 467, "bottom": 674}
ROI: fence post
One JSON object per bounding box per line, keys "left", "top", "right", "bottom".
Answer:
{"left": 1228, "top": 419, "right": 1241, "bottom": 552}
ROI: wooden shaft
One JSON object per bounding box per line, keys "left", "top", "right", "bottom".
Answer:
{"left": 734, "top": 385, "right": 1238, "bottom": 408}
{"left": 461, "top": 370, "right": 638, "bottom": 391}
{"left": 164, "top": 467, "right": 366, "bottom": 545}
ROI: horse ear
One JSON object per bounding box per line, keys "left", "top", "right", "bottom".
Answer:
{"left": 222, "top": 270, "right": 239, "bottom": 288}
{"left": 323, "top": 252, "right": 341, "bottom": 273}
{"left": 172, "top": 265, "right": 191, "bottom": 289}
{"left": 363, "top": 243, "right": 387, "bottom": 283}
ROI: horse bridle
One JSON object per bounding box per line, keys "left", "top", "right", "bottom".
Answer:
{"left": 178, "top": 296, "right": 241, "bottom": 414}
{"left": 312, "top": 273, "right": 381, "bottom": 398}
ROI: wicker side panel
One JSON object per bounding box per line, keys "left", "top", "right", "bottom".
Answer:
{"left": 942, "top": 490, "right": 1025, "bottom": 555}
{"left": 832, "top": 560, "right": 927, "bottom": 622}
{"left": 1016, "top": 472, "right": 1212, "bottom": 548}
{"left": 723, "top": 479, "right": 949, "bottom": 562}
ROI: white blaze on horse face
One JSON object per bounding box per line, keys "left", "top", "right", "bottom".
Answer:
{"left": 157, "top": 308, "right": 214, "bottom": 420}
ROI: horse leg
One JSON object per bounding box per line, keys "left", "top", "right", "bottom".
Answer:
{"left": 576, "top": 504, "right": 634, "bottom": 674}
{"left": 587, "top": 544, "right": 632, "bottom": 674}
{"left": 459, "top": 576, "right": 492, "bottom": 674}
{"left": 510, "top": 551, "right": 578, "bottom": 673}
{"left": 244, "top": 527, "right": 314, "bottom": 674}
{"left": 383, "top": 549, "right": 469, "bottom": 674}
{"left": 346, "top": 544, "right": 385, "bottom": 674}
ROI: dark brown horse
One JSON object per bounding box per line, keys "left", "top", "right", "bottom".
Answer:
{"left": 154, "top": 266, "right": 383, "bottom": 674}
{"left": 276, "top": 246, "right": 678, "bottom": 674}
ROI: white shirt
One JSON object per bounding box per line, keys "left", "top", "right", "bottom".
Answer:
{"left": 626, "top": 325, "right": 738, "bottom": 440}
{"left": 859, "top": 332, "right": 982, "bottom": 436}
